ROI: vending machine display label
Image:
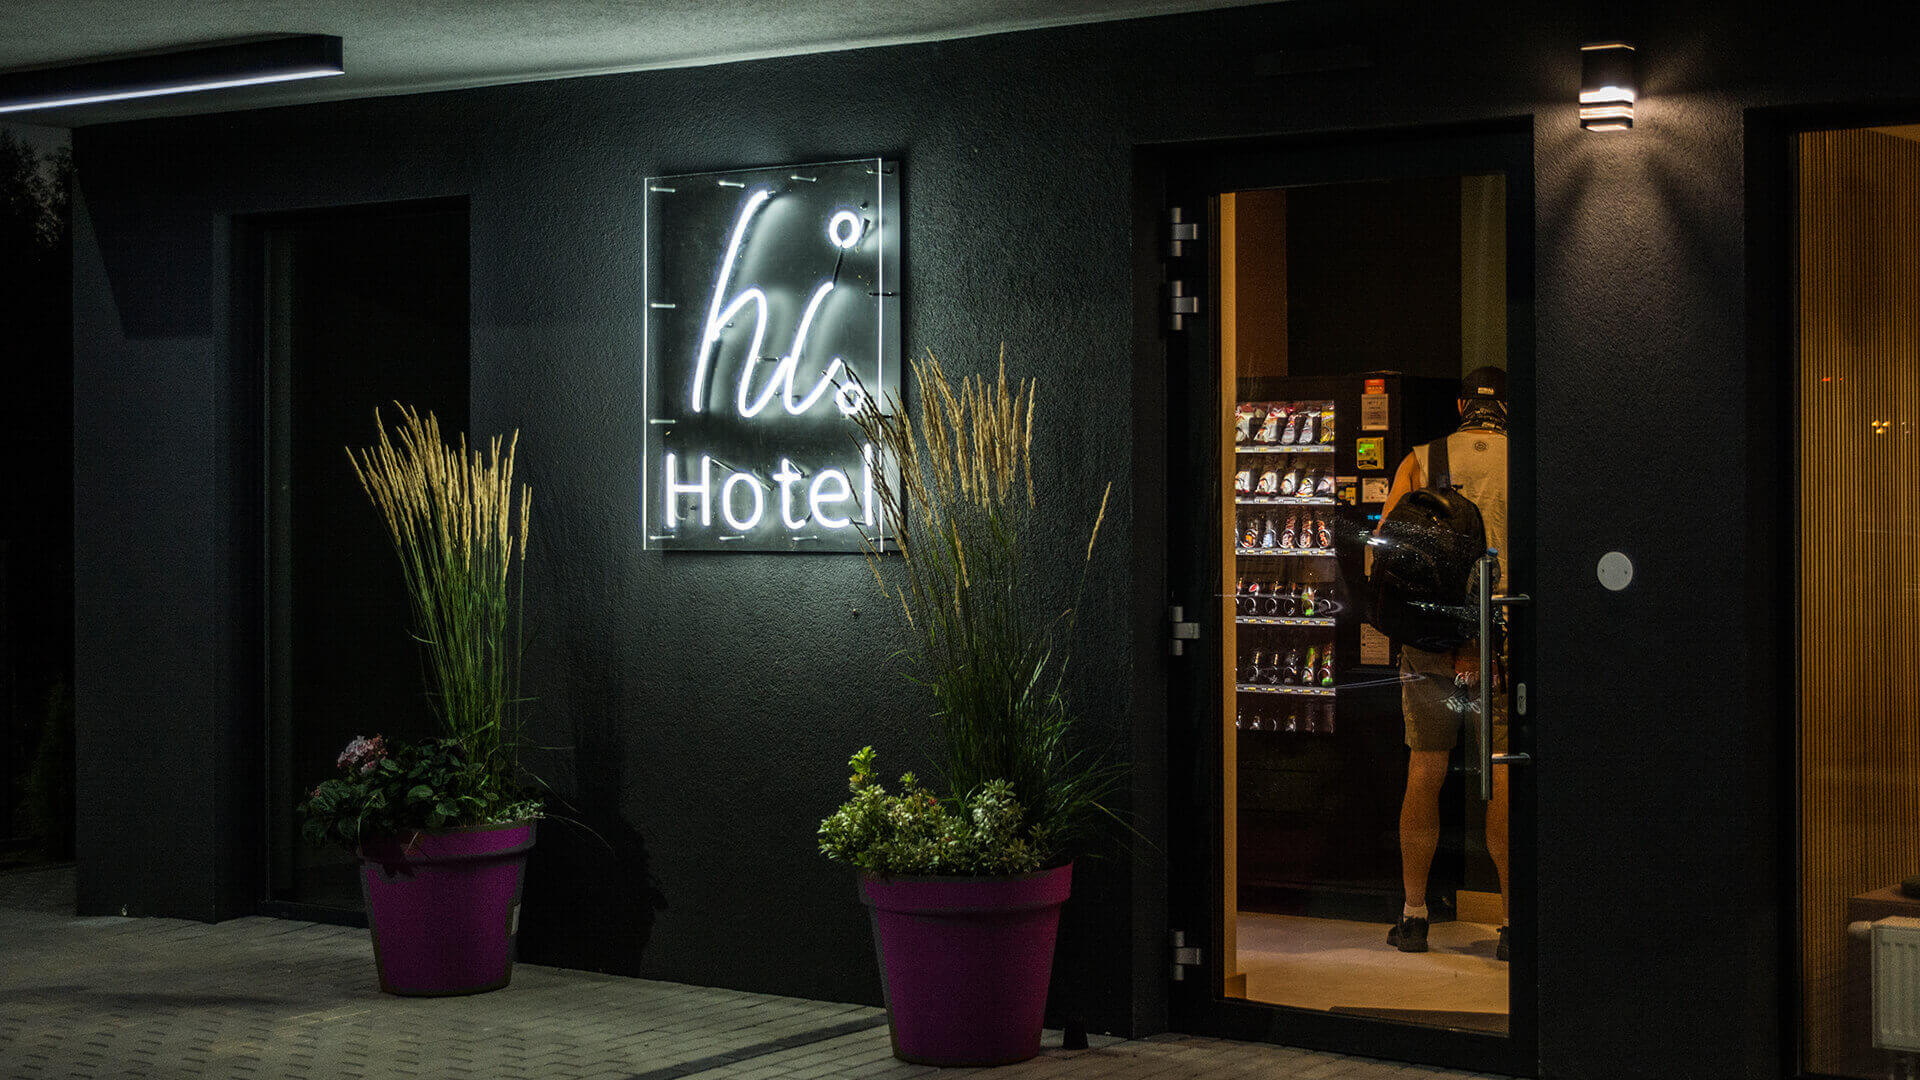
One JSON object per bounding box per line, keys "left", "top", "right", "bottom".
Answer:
{"left": 1361, "top": 477, "right": 1390, "bottom": 503}
{"left": 642, "top": 158, "right": 901, "bottom": 551}
{"left": 1354, "top": 438, "right": 1385, "bottom": 471}
{"left": 1360, "top": 391, "right": 1391, "bottom": 431}
{"left": 1360, "top": 623, "right": 1392, "bottom": 666}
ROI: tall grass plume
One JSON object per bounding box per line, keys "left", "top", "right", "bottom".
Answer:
{"left": 851, "top": 348, "right": 1118, "bottom": 860}
{"left": 348, "top": 404, "right": 532, "bottom": 796}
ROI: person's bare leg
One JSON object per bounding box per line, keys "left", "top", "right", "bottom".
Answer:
{"left": 1487, "top": 762, "right": 1510, "bottom": 924}
{"left": 1399, "top": 749, "right": 1451, "bottom": 908}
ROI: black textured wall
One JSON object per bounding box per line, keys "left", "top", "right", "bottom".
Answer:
{"left": 68, "top": 1, "right": 1920, "bottom": 1076}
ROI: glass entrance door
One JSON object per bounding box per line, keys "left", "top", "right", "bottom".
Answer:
{"left": 254, "top": 200, "right": 471, "bottom": 916}
{"left": 1163, "top": 127, "right": 1535, "bottom": 1076}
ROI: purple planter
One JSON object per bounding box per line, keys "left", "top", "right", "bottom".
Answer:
{"left": 860, "top": 862, "right": 1072, "bottom": 1066}
{"left": 357, "top": 821, "right": 535, "bottom": 996}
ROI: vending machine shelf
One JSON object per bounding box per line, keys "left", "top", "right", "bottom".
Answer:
{"left": 1236, "top": 496, "right": 1336, "bottom": 507}
{"left": 1235, "top": 443, "right": 1334, "bottom": 454}
{"left": 1235, "top": 547, "right": 1336, "bottom": 558}
{"left": 1237, "top": 683, "right": 1336, "bottom": 697}
{"left": 1236, "top": 616, "right": 1337, "bottom": 627}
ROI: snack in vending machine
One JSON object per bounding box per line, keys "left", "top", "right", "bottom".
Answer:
{"left": 1234, "top": 468, "right": 1253, "bottom": 495}
{"left": 1319, "top": 405, "right": 1335, "bottom": 443}
{"left": 1284, "top": 709, "right": 1300, "bottom": 733}
{"left": 1314, "top": 468, "right": 1335, "bottom": 496}
{"left": 1315, "top": 515, "right": 1333, "bottom": 549}
{"left": 1318, "top": 646, "right": 1335, "bottom": 687}
{"left": 1297, "top": 409, "right": 1316, "bottom": 444}
{"left": 1280, "top": 512, "right": 1298, "bottom": 550}
{"left": 1281, "top": 647, "right": 1302, "bottom": 685}
{"left": 1281, "top": 582, "right": 1300, "bottom": 617}
{"left": 1257, "top": 468, "right": 1280, "bottom": 494}
{"left": 1256, "top": 405, "right": 1285, "bottom": 443}
{"left": 1281, "top": 408, "right": 1304, "bottom": 444}
{"left": 1235, "top": 403, "right": 1261, "bottom": 443}
{"left": 1236, "top": 578, "right": 1252, "bottom": 616}
{"left": 1260, "top": 517, "right": 1278, "bottom": 549}
{"left": 1301, "top": 583, "right": 1317, "bottom": 617}
{"left": 1239, "top": 651, "right": 1263, "bottom": 684}
{"left": 1259, "top": 652, "right": 1281, "bottom": 686}
{"left": 1301, "top": 644, "right": 1319, "bottom": 686}
{"left": 1279, "top": 463, "right": 1302, "bottom": 496}
{"left": 1241, "top": 517, "right": 1259, "bottom": 548}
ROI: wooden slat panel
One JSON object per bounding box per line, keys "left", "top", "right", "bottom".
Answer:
{"left": 1798, "top": 127, "right": 1920, "bottom": 1078}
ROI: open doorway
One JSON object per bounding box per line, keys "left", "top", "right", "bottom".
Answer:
{"left": 1162, "top": 123, "right": 1535, "bottom": 1076}
{"left": 250, "top": 199, "right": 469, "bottom": 918}
{"left": 1216, "top": 175, "right": 1512, "bottom": 1032}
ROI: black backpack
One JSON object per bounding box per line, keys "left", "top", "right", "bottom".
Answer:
{"left": 1365, "top": 436, "right": 1490, "bottom": 653}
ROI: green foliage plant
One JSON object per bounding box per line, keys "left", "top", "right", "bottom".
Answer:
{"left": 297, "top": 406, "right": 541, "bottom": 851}
{"left": 300, "top": 736, "right": 542, "bottom": 851}
{"left": 823, "top": 349, "right": 1119, "bottom": 876}
{"left": 818, "top": 747, "right": 1044, "bottom": 877}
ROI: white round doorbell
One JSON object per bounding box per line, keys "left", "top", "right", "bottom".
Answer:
{"left": 1597, "top": 551, "right": 1633, "bottom": 591}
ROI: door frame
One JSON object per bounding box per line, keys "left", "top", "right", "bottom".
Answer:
{"left": 1146, "top": 118, "right": 1537, "bottom": 1076}
{"left": 1745, "top": 98, "right": 1920, "bottom": 1080}
{"left": 235, "top": 196, "right": 472, "bottom": 928}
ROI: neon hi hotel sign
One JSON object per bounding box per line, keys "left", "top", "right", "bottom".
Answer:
{"left": 643, "top": 158, "right": 900, "bottom": 552}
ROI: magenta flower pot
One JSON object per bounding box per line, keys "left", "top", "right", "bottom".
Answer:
{"left": 859, "top": 862, "right": 1072, "bottom": 1066}
{"left": 357, "top": 821, "right": 535, "bottom": 996}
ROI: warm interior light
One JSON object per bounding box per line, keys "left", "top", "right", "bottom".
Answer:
{"left": 1580, "top": 41, "right": 1636, "bottom": 132}
{"left": 0, "top": 36, "right": 344, "bottom": 116}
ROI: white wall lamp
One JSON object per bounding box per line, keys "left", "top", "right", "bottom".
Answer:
{"left": 0, "top": 35, "right": 343, "bottom": 116}
{"left": 1579, "top": 41, "right": 1636, "bottom": 132}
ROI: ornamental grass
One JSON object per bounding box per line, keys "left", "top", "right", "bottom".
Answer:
{"left": 850, "top": 349, "right": 1117, "bottom": 862}
{"left": 348, "top": 405, "right": 532, "bottom": 798}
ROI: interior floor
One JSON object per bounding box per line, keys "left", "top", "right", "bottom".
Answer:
{"left": 1232, "top": 911, "right": 1509, "bottom": 1035}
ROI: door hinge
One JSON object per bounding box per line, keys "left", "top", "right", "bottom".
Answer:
{"left": 1166, "top": 281, "right": 1199, "bottom": 331}
{"left": 1166, "top": 207, "right": 1199, "bottom": 258}
{"left": 1170, "top": 929, "right": 1203, "bottom": 980}
{"left": 1168, "top": 605, "right": 1200, "bottom": 655}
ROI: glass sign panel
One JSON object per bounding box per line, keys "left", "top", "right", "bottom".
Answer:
{"left": 643, "top": 158, "right": 900, "bottom": 552}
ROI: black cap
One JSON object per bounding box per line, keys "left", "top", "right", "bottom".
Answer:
{"left": 1461, "top": 365, "right": 1506, "bottom": 402}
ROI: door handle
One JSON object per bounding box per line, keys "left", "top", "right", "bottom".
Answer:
{"left": 1478, "top": 557, "right": 1532, "bottom": 796}
{"left": 1477, "top": 556, "right": 1494, "bottom": 800}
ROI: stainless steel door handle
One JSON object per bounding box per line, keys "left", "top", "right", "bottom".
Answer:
{"left": 1478, "top": 569, "right": 1531, "bottom": 789}
{"left": 1478, "top": 555, "right": 1493, "bottom": 800}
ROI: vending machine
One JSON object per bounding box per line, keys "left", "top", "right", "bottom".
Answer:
{"left": 1229, "top": 371, "right": 1460, "bottom": 917}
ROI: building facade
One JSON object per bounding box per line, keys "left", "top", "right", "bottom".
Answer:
{"left": 65, "top": 2, "right": 1920, "bottom": 1078}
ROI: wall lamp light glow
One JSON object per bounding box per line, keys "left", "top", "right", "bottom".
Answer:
{"left": 0, "top": 36, "right": 344, "bottom": 115}
{"left": 1580, "top": 41, "right": 1636, "bottom": 132}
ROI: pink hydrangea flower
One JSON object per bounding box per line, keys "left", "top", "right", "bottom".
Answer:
{"left": 336, "top": 734, "right": 387, "bottom": 773}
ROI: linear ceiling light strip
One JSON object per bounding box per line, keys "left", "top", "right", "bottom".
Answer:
{"left": 0, "top": 35, "right": 343, "bottom": 115}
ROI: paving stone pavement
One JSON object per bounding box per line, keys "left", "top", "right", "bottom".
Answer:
{"left": 0, "top": 877, "right": 1506, "bottom": 1080}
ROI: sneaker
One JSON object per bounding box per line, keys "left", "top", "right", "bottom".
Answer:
{"left": 1497, "top": 926, "right": 1510, "bottom": 962}
{"left": 1388, "top": 916, "right": 1429, "bottom": 953}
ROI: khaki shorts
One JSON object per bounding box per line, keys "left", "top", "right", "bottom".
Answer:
{"left": 1401, "top": 644, "right": 1508, "bottom": 754}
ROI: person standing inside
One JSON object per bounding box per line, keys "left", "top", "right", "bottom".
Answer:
{"left": 1378, "top": 366, "right": 1511, "bottom": 960}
